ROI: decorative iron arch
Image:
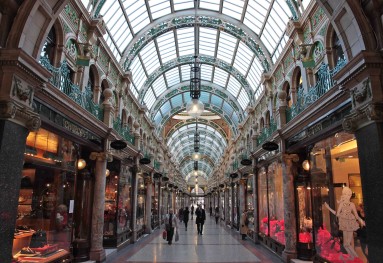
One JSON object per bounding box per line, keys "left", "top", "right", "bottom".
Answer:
{"left": 139, "top": 55, "right": 254, "bottom": 103}
{"left": 122, "top": 12, "right": 272, "bottom": 71}
{"left": 149, "top": 80, "right": 245, "bottom": 121}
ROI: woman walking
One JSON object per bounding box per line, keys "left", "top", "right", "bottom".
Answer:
{"left": 165, "top": 209, "right": 178, "bottom": 245}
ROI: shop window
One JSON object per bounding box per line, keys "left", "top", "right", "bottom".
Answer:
{"left": 309, "top": 132, "right": 367, "bottom": 262}
{"left": 258, "top": 167, "right": 268, "bottom": 235}
{"left": 104, "top": 170, "right": 117, "bottom": 237}
{"left": 137, "top": 175, "right": 146, "bottom": 229}
{"left": 246, "top": 176, "right": 254, "bottom": 233}
{"left": 116, "top": 166, "right": 132, "bottom": 235}
{"left": 14, "top": 129, "right": 76, "bottom": 261}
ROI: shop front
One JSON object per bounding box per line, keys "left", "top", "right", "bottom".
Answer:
{"left": 258, "top": 161, "right": 285, "bottom": 255}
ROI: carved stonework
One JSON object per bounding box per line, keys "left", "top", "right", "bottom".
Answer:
{"left": 350, "top": 78, "right": 372, "bottom": 109}
{"left": 343, "top": 102, "right": 383, "bottom": 132}
{"left": 0, "top": 100, "right": 40, "bottom": 131}
{"left": 90, "top": 152, "right": 113, "bottom": 162}
{"left": 12, "top": 76, "right": 34, "bottom": 105}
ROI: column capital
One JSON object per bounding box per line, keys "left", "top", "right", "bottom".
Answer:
{"left": 90, "top": 152, "right": 113, "bottom": 162}
{"left": 282, "top": 153, "right": 299, "bottom": 164}
{"left": 239, "top": 178, "right": 247, "bottom": 185}
{"left": 343, "top": 102, "right": 383, "bottom": 132}
{"left": 0, "top": 100, "right": 40, "bottom": 131}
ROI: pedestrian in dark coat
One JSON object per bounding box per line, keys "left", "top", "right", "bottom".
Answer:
{"left": 183, "top": 207, "right": 190, "bottom": 231}
{"left": 195, "top": 205, "right": 206, "bottom": 235}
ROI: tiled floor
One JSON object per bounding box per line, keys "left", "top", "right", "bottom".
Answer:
{"left": 106, "top": 216, "right": 283, "bottom": 263}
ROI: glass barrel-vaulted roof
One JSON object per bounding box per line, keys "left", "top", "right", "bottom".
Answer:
{"left": 81, "top": 0, "right": 296, "bottom": 181}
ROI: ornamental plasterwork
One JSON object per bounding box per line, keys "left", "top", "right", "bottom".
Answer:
{"left": 149, "top": 84, "right": 245, "bottom": 122}
{"left": 350, "top": 78, "right": 372, "bottom": 109}
{"left": 12, "top": 76, "right": 34, "bottom": 106}
{"left": 313, "top": 41, "right": 324, "bottom": 62}
{"left": 123, "top": 16, "right": 271, "bottom": 72}
{"left": 63, "top": 4, "right": 79, "bottom": 32}
{"left": 139, "top": 55, "right": 253, "bottom": 102}
{"left": 65, "top": 39, "right": 77, "bottom": 60}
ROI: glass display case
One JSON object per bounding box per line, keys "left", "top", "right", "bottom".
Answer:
{"left": 246, "top": 175, "right": 255, "bottom": 236}
{"left": 258, "top": 167, "right": 268, "bottom": 236}
{"left": 116, "top": 165, "right": 132, "bottom": 241}
{"left": 136, "top": 175, "right": 146, "bottom": 233}
{"left": 103, "top": 171, "right": 118, "bottom": 243}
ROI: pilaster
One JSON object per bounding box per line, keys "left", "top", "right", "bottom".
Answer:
{"left": 282, "top": 154, "right": 299, "bottom": 262}
{"left": 145, "top": 176, "right": 153, "bottom": 234}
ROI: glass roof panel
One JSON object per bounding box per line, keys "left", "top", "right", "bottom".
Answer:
{"left": 232, "top": 112, "right": 239, "bottom": 125}
{"left": 171, "top": 95, "right": 183, "bottom": 108}
{"left": 177, "top": 28, "right": 195, "bottom": 57}
{"left": 255, "top": 84, "right": 264, "bottom": 101}
{"left": 148, "top": 0, "right": 172, "bottom": 20}
{"left": 122, "top": 0, "right": 150, "bottom": 34}
{"left": 130, "top": 58, "right": 145, "bottom": 92}
{"left": 140, "top": 41, "right": 160, "bottom": 76}
{"left": 243, "top": 0, "right": 269, "bottom": 34}
{"left": 222, "top": 101, "right": 233, "bottom": 116}
{"left": 233, "top": 42, "right": 253, "bottom": 76}
{"left": 213, "top": 68, "right": 228, "bottom": 88}
{"left": 199, "top": 0, "right": 220, "bottom": 11}
{"left": 152, "top": 76, "right": 166, "bottom": 97}
{"left": 154, "top": 111, "right": 162, "bottom": 124}
{"left": 216, "top": 32, "right": 236, "bottom": 64}
{"left": 272, "top": 34, "right": 289, "bottom": 63}
{"left": 157, "top": 32, "right": 177, "bottom": 64}
{"left": 143, "top": 88, "right": 156, "bottom": 109}
{"left": 200, "top": 91, "right": 210, "bottom": 102}
{"left": 201, "top": 65, "right": 213, "bottom": 81}
{"left": 211, "top": 94, "right": 222, "bottom": 105}
{"left": 165, "top": 67, "right": 180, "bottom": 87}
{"left": 181, "top": 65, "right": 190, "bottom": 82}
{"left": 160, "top": 101, "right": 171, "bottom": 115}
{"left": 199, "top": 28, "right": 217, "bottom": 57}
{"left": 222, "top": 0, "right": 245, "bottom": 20}
{"left": 238, "top": 89, "right": 250, "bottom": 109}
{"left": 247, "top": 58, "right": 263, "bottom": 91}
{"left": 173, "top": 0, "right": 194, "bottom": 10}
{"left": 226, "top": 76, "right": 241, "bottom": 97}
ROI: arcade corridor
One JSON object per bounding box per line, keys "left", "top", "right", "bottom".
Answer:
{"left": 106, "top": 216, "right": 282, "bottom": 263}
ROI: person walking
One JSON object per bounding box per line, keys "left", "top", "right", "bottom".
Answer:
{"left": 240, "top": 210, "right": 249, "bottom": 240}
{"left": 191, "top": 205, "right": 194, "bottom": 219}
{"left": 178, "top": 207, "right": 184, "bottom": 223}
{"left": 214, "top": 206, "right": 220, "bottom": 224}
{"left": 165, "top": 209, "right": 178, "bottom": 245}
{"left": 195, "top": 204, "right": 206, "bottom": 235}
{"left": 209, "top": 205, "right": 213, "bottom": 217}
{"left": 183, "top": 207, "right": 190, "bottom": 231}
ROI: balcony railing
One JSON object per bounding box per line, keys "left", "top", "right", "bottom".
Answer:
{"left": 113, "top": 117, "right": 135, "bottom": 145}
{"left": 40, "top": 56, "right": 104, "bottom": 121}
{"left": 286, "top": 57, "right": 347, "bottom": 123}
{"left": 256, "top": 118, "right": 277, "bottom": 146}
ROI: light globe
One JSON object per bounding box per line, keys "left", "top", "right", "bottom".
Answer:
{"left": 186, "top": 99, "right": 204, "bottom": 118}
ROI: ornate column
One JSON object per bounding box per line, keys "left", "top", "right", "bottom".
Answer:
{"left": 281, "top": 154, "right": 299, "bottom": 262}
{"left": 225, "top": 186, "right": 229, "bottom": 224}
{"left": 102, "top": 88, "right": 115, "bottom": 128}
{"left": 89, "top": 152, "right": 112, "bottom": 262}
{"left": 0, "top": 49, "right": 46, "bottom": 263}
{"left": 144, "top": 175, "right": 152, "bottom": 234}
{"left": 231, "top": 182, "right": 235, "bottom": 229}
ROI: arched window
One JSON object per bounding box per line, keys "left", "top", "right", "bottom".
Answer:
{"left": 333, "top": 32, "right": 344, "bottom": 65}
{"left": 260, "top": 118, "right": 265, "bottom": 130}
{"left": 40, "top": 27, "right": 56, "bottom": 64}
{"left": 100, "top": 79, "right": 108, "bottom": 104}
{"left": 283, "top": 81, "right": 292, "bottom": 107}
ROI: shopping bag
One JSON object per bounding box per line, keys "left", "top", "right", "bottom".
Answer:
{"left": 175, "top": 230, "right": 179, "bottom": 242}
{"left": 162, "top": 229, "right": 167, "bottom": 240}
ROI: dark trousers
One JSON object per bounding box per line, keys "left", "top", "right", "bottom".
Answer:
{"left": 215, "top": 216, "right": 219, "bottom": 224}
{"left": 197, "top": 223, "right": 203, "bottom": 234}
{"left": 184, "top": 220, "right": 188, "bottom": 229}
{"left": 167, "top": 227, "right": 174, "bottom": 244}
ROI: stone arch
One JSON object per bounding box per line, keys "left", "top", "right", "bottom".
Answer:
{"left": 260, "top": 117, "right": 265, "bottom": 130}
{"left": 316, "top": 0, "right": 376, "bottom": 59}
{"left": 291, "top": 66, "right": 303, "bottom": 104}
{"left": 6, "top": 1, "right": 70, "bottom": 59}
{"left": 99, "top": 79, "right": 110, "bottom": 104}
{"left": 127, "top": 115, "right": 133, "bottom": 132}
{"left": 121, "top": 109, "right": 128, "bottom": 126}
{"left": 265, "top": 111, "right": 271, "bottom": 126}
{"left": 282, "top": 81, "right": 292, "bottom": 107}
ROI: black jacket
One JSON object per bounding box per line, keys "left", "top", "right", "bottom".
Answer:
{"left": 195, "top": 208, "right": 206, "bottom": 224}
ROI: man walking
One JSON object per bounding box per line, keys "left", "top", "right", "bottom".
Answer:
{"left": 195, "top": 204, "right": 206, "bottom": 235}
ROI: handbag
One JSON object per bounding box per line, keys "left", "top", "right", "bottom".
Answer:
{"left": 30, "top": 230, "right": 47, "bottom": 248}
{"left": 175, "top": 230, "right": 179, "bottom": 242}
{"left": 162, "top": 229, "right": 167, "bottom": 240}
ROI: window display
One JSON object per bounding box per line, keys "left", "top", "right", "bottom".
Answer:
{"left": 233, "top": 184, "right": 238, "bottom": 227}
{"left": 117, "top": 165, "right": 132, "bottom": 235}
{"left": 104, "top": 171, "right": 117, "bottom": 238}
{"left": 246, "top": 176, "right": 254, "bottom": 233}
{"left": 136, "top": 175, "right": 146, "bottom": 230}
{"left": 310, "top": 132, "right": 367, "bottom": 262}
{"left": 14, "top": 129, "right": 75, "bottom": 261}
{"left": 258, "top": 164, "right": 285, "bottom": 245}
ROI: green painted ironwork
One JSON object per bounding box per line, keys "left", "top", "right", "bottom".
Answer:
{"left": 139, "top": 55, "right": 253, "bottom": 103}
{"left": 256, "top": 118, "right": 277, "bottom": 146}
{"left": 286, "top": 57, "right": 347, "bottom": 123}
{"left": 286, "top": 0, "right": 299, "bottom": 20}
{"left": 123, "top": 16, "right": 270, "bottom": 72}
{"left": 113, "top": 117, "right": 135, "bottom": 145}
{"left": 154, "top": 160, "right": 161, "bottom": 170}
{"left": 39, "top": 56, "right": 104, "bottom": 121}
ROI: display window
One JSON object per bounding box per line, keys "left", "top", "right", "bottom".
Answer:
{"left": 220, "top": 190, "right": 225, "bottom": 220}
{"left": 116, "top": 166, "right": 132, "bottom": 235}
{"left": 258, "top": 167, "right": 268, "bottom": 235}
{"left": 228, "top": 187, "right": 232, "bottom": 223}
{"left": 151, "top": 183, "right": 159, "bottom": 229}
{"left": 233, "top": 184, "right": 238, "bottom": 227}
{"left": 137, "top": 175, "right": 146, "bottom": 229}
{"left": 14, "top": 128, "right": 76, "bottom": 260}
{"left": 309, "top": 132, "right": 366, "bottom": 262}
{"left": 247, "top": 176, "right": 254, "bottom": 232}
{"left": 258, "top": 164, "right": 285, "bottom": 245}
{"left": 104, "top": 170, "right": 118, "bottom": 237}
